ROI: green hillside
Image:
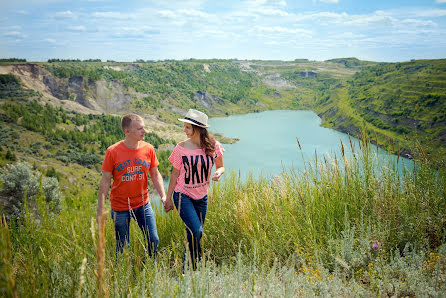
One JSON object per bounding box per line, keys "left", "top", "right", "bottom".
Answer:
{"left": 0, "top": 58, "right": 445, "bottom": 190}
{"left": 314, "top": 59, "right": 446, "bottom": 167}
{"left": 43, "top": 60, "right": 299, "bottom": 120}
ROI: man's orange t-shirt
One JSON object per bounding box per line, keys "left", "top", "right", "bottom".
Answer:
{"left": 101, "top": 140, "right": 159, "bottom": 211}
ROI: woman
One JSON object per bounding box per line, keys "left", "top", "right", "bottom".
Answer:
{"left": 164, "top": 109, "right": 225, "bottom": 269}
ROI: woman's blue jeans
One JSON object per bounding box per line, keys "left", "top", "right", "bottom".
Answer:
{"left": 110, "top": 202, "right": 159, "bottom": 257}
{"left": 173, "top": 192, "right": 208, "bottom": 269}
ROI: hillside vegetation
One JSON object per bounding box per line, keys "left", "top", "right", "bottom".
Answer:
{"left": 314, "top": 59, "right": 446, "bottom": 167}
{"left": 0, "top": 58, "right": 445, "bottom": 184}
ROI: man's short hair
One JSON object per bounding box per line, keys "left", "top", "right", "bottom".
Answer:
{"left": 121, "top": 114, "right": 143, "bottom": 131}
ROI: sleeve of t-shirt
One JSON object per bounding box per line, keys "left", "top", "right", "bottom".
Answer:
{"left": 149, "top": 146, "right": 159, "bottom": 168}
{"left": 101, "top": 148, "right": 114, "bottom": 173}
{"left": 215, "top": 141, "right": 225, "bottom": 158}
{"left": 168, "top": 146, "right": 182, "bottom": 170}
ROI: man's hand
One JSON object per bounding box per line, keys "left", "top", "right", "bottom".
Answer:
{"left": 162, "top": 195, "right": 174, "bottom": 212}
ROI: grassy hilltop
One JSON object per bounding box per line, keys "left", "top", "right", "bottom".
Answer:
{"left": 0, "top": 58, "right": 445, "bottom": 296}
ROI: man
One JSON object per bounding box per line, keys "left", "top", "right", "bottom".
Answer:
{"left": 97, "top": 113, "right": 166, "bottom": 256}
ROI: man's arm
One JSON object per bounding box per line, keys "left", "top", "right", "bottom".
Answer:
{"left": 165, "top": 167, "right": 180, "bottom": 212}
{"left": 97, "top": 171, "right": 112, "bottom": 222}
{"left": 149, "top": 166, "right": 166, "bottom": 204}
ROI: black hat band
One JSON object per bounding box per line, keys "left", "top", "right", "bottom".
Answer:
{"left": 184, "top": 117, "right": 206, "bottom": 127}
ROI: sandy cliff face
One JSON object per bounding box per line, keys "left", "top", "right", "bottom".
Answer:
{"left": 0, "top": 63, "right": 185, "bottom": 141}
{"left": 0, "top": 64, "right": 139, "bottom": 114}
{"left": 0, "top": 64, "right": 100, "bottom": 114}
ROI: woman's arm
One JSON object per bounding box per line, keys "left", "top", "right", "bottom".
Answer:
{"left": 165, "top": 167, "right": 180, "bottom": 212}
{"left": 212, "top": 156, "right": 225, "bottom": 181}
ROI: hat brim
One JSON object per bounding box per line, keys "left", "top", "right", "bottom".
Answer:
{"left": 178, "top": 118, "right": 209, "bottom": 128}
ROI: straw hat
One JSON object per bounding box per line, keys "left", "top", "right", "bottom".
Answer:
{"left": 178, "top": 109, "right": 209, "bottom": 128}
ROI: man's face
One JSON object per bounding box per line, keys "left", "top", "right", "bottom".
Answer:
{"left": 127, "top": 119, "right": 146, "bottom": 141}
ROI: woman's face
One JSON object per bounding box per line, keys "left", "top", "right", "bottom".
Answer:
{"left": 183, "top": 122, "right": 196, "bottom": 138}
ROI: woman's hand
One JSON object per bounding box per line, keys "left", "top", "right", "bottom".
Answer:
{"left": 213, "top": 157, "right": 225, "bottom": 181}
{"left": 162, "top": 195, "right": 174, "bottom": 212}
{"left": 212, "top": 170, "right": 222, "bottom": 181}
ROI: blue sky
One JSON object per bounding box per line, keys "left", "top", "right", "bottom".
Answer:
{"left": 1, "top": 0, "right": 446, "bottom": 62}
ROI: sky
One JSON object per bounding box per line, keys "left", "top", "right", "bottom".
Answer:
{"left": 1, "top": 0, "right": 446, "bottom": 62}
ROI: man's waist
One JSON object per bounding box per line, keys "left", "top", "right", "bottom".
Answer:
{"left": 111, "top": 191, "right": 148, "bottom": 200}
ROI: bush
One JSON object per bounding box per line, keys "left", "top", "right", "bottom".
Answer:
{"left": 0, "top": 162, "right": 61, "bottom": 218}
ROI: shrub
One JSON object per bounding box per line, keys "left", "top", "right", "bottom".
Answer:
{"left": 0, "top": 162, "right": 61, "bottom": 218}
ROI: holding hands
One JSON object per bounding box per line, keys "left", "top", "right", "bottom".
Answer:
{"left": 162, "top": 195, "right": 174, "bottom": 213}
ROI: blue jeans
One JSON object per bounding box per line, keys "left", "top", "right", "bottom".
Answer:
{"left": 110, "top": 202, "right": 159, "bottom": 257}
{"left": 173, "top": 192, "right": 208, "bottom": 269}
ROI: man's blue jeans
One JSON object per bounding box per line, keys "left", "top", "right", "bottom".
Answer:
{"left": 110, "top": 202, "right": 159, "bottom": 256}
{"left": 173, "top": 192, "right": 208, "bottom": 269}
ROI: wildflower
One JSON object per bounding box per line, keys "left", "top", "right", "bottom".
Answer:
{"left": 372, "top": 241, "right": 379, "bottom": 250}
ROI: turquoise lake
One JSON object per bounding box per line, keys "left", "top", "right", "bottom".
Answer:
{"left": 208, "top": 110, "right": 412, "bottom": 180}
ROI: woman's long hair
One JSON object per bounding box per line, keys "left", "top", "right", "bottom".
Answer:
{"left": 193, "top": 125, "right": 215, "bottom": 157}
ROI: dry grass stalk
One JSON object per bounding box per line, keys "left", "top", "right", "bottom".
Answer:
{"left": 1, "top": 215, "right": 17, "bottom": 298}
{"left": 417, "top": 142, "right": 427, "bottom": 162}
{"left": 296, "top": 137, "right": 302, "bottom": 151}
{"left": 96, "top": 210, "right": 108, "bottom": 298}
{"left": 77, "top": 257, "right": 87, "bottom": 298}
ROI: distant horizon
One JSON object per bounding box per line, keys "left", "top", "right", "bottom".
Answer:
{"left": 1, "top": 56, "right": 446, "bottom": 64}
{"left": 1, "top": 0, "right": 446, "bottom": 63}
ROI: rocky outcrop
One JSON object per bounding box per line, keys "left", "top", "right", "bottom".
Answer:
{"left": 0, "top": 64, "right": 136, "bottom": 114}
{"left": 299, "top": 71, "right": 317, "bottom": 78}
{"left": 194, "top": 91, "right": 224, "bottom": 112}
{"left": 263, "top": 73, "right": 295, "bottom": 89}
{"left": 94, "top": 80, "right": 133, "bottom": 113}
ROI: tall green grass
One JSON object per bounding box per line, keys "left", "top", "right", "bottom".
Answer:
{"left": 1, "top": 134, "right": 445, "bottom": 296}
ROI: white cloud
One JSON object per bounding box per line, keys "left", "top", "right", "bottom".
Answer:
{"left": 319, "top": 0, "right": 339, "bottom": 3}
{"left": 292, "top": 11, "right": 347, "bottom": 23}
{"left": 112, "top": 26, "right": 160, "bottom": 38}
{"left": 334, "top": 32, "right": 365, "bottom": 39}
{"left": 55, "top": 10, "right": 77, "bottom": 19}
{"left": 178, "top": 9, "right": 213, "bottom": 18}
{"left": 91, "top": 12, "right": 137, "bottom": 20}
{"left": 156, "top": 10, "right": 177, "bottom": 19}
{"left": 67, "top": 25, "right": 86, "bottom": 32}
{"left": 44, "top": 38, "right": 57, "bottom": 43}
{"left": 253, "top": 7, "right": 289, "bottom": 16}
{"left": 245, "top": 0, "right": 287, "bottom": 7}
{"left": 197, "top": 29, "right": 241, "bottom": 39}
{"left": 400, "top": 19, "right": 437, "bottom": 27}
{"left": 413, "top": 9, "right": 446, "bottom": 17}
{"left": 150, "top": 0, "right": 206, "bottom": 8}
{"left": 3, "top": 31, "right": 27, "bottom": 38}
{"left": 435, "top": 0, "right": 446, "bottom": 3}
{"left": 394, "top": 29, "right": 436, "bottom": 35}
{"left": 343, "top": 14, "right": 395, "bottom": 27}
{"left": 17, "top": 10, "right": 29, "bottom": 15}
{"left": 254, "top": 26, "right": 312, "bottom": 37}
